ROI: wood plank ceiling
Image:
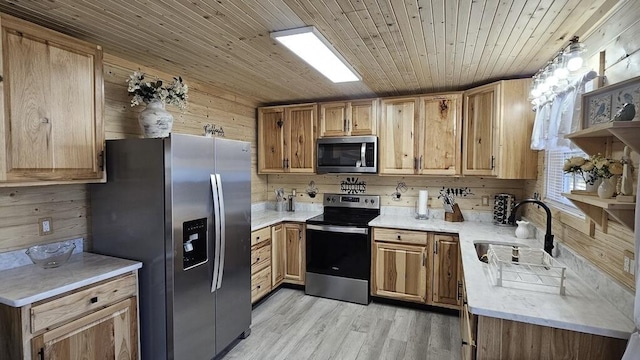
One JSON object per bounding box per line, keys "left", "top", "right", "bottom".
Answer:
{"left": 0, "top": 0, "right": 610, "bottom": 104}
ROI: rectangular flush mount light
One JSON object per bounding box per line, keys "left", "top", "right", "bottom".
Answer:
{"left": 271, "top": 26, "right": 361, "bottom": 83}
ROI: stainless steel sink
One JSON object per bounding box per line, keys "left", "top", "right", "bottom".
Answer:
{"left": 473, "top": 241, "right": 528, "bottom": 263}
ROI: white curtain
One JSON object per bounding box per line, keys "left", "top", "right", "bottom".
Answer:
{"left": 621, "top": 180, "right": 640, "bottom": 358}
{"left": 530, "top": 71, "right": 598, "bottom": 151}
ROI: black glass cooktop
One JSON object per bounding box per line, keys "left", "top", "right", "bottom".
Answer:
{"left": 306, "top": 208, "right": 380, "bottom": 227}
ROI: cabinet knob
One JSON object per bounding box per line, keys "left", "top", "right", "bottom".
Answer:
{"left": 396, "top": 235, "right": 401, "bottom": 240}
{"left": 256, "top": 257, "right": 260, "bottom": 261}
{"left": 90, "top": 296, "right": 98, "bottom": 304}
{"left": 41, "top": 118, "right": 49, "bottom": 124}
{"left": 0, "top": 75, "right": 3, "bottom": 82}
{"left": 257, "top": 285, "right": 261, "bottom": 289}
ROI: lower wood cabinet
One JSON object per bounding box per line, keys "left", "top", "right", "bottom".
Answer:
{"left": 372, "top": 241, "right": 428, "bottom": 303}
{"left": 271, "top": 224, "right": 285, "bottom": 287}
{"left": 250, "top": 227, "right": 272, "bottom": 304}
{"left": 0, "top": 272, "right": 139, "bottom": 360}
{"left": 371, "top": 228, "right": 461, "bottom": 310}
{"left": 283, "top": 222, "right": 305, "bottom": 285}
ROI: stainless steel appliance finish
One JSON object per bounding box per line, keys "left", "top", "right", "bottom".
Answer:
{"left": 90, "top": 134, "right": 251, "bottom": 360}
{"left": 316, "top": 136, "right": 377, "bottom": 174}
{"left": 493, "top": 193, "right": 516, "bottom": 226}
{"left": 305, "top": 194, "right": 380, "bottom": 305}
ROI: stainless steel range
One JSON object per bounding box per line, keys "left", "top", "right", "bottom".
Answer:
{"left": 305, "top": 193, "right": 380, "bottom": 305}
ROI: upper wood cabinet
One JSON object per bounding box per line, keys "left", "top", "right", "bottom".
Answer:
{"left": 0, "top": 14, "right": 104, "bottom": 185}
{"left": 257, "top": 103, "right": 316, "bottom": 174}
{"left": 462, "top": 79, "right": 537, "bottom": 179}
{"left": 379, "top": 93, "right": 462, "bottom": 175}
{"left": 318, "top": 99, "right": 377, "bottom": 137}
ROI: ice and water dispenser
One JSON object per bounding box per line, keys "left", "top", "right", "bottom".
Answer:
{"left": 183, "top": 218, "right": 208, "bottom": 270}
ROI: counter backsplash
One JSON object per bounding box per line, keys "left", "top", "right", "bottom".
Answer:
{"left": 0, "top": 238, "right": 84, "bottom": 271}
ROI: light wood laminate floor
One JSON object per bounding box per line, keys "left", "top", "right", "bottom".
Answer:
{"left": 223, "top": 289, "right": 461, "bottom": 360}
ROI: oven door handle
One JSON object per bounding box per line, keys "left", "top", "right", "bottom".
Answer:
{"left": 307, "top": 224, "right": 369, "bottom": 235}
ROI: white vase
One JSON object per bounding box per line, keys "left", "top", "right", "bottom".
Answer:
{"left": 584, "top": 173, "right": 602, "bottom": 193}
{"left": 597, "top": 177, "right": 616, "bottom": 199}
{"left": 138, "top": 100, "right": 173, "bottom": 138}
{"left": 515, "top": 220, "right": 530, "bottom": 239}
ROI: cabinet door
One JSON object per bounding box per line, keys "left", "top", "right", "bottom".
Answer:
{"left": 286, "top": 105, "right": 316, "bottom": 173}
{"left": 258, "top": 107, "right": 286, "bottom": 173}
{"left": 432, "top": 234, "right": 461, "bottom": 308}
{"left": 271, "top": 224, "right": 285, "bottom": 287}
{"left": 283, "top": 223, "right": 305, "bottom": 284}
{"left": 463, "top": 85, "right": 498, "bottom": 176}
{"left": 372, "top": 242, "right": 427, "bottom": 303}
{"left": 319, "top": 102, "right": 348, "bottom": 137}
{"left": 379, "top": 98, "right": 419, "bottom": 175}
{"left": 419, "top": 94, "right": 462, "bottom": 175}
{"left": 1, "top": 15, "right": 104, "bottom": 182}
{"left": 32, "top": 298, "right": 137, "bottom": 360}
{"left": 349, "top": 99, "right": 377, "bottom": 136}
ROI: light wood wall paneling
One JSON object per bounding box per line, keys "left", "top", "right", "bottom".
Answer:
{"left": 267, "top": 174, "right": 525, "bottom": 211}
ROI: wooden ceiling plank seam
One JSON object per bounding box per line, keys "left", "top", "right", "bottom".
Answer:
{"left": 469, "top": 0, "right": 512, "bottom": 83}
{"left": 479, "top": 0, "right": 529, "bottom": 80}
{"left": 266, "top": 0, "right": 312, "bottom": 29}
{"left": 488, "top": 0, "right": 547, "bottom": 78}
{"left": 451, "top": 0, "right": 472, "bottom": 88}
{"left": 519, "top": 0, "right": 609, "bottom": 72}
{"left": 418, "top": 0, "right": 439, "bottom": 89}
{"left": 388, "top": 0, "right": 430, "bottom": 91}
{"left": 582, "top": 0, "right": 640, "bottom": 60}
{"left": 456, "top": 0, "right": 484, "bottom": 87}
{"left": 444, "top": 0, "right": 460, "bottom": 89}
{"left": 505, "top": 0, "right": 592, "bottom": 74}
{"left": 467, "top": 0, "right": 500, "bottom": 84}
{"left": 284, "top": 0, "right": 386, "bottom": 94}
{"left": 359, "top": 0, "right": 413, "bottom": 94}
{"left": 404, "top": 0, "right": 436, "bottom": 91}
{"left": 429, "top": 0, "right": 447, "bottom": 91}
{"left": 331, "top": 0, "right": 398, "bottom": 90}
{"left": 373, "top": 0, "right": 421, "bottom": 90}
{"left": 339, "top": 0, "right": 402, "bottom": 93}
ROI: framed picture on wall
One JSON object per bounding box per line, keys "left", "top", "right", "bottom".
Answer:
{"left": 582, "top": 75, "right": 640, "bottom": 129}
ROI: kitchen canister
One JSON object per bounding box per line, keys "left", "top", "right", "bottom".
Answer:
{"left": 493, "top": 193, "right": 516, "bottom": 226}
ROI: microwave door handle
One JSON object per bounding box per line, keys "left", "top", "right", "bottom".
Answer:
{"left": 360, "top": 142, "right": 366, "bottom": 167}
{"left": 210, "top": 174, "right": 221, "bottom": 292}
{"left": 214, "top": 173, "right": 226, "bottom": 290}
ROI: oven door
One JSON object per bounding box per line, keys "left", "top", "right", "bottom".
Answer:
{"left": 305, "top": 224, "right": 370, "bottom": 280}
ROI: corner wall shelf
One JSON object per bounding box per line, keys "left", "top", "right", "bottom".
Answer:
{"left": 562, "top": 193, "right": 635, "bottom": 232}
{"left": 565, "top": 121, "right": 640, "bottom": 154}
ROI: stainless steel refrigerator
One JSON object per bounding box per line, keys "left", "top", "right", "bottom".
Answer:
{"left": 90, "top": 134, "right": 251, "bottom": 360}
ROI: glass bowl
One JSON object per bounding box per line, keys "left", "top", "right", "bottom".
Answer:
{"left": 25, "top": 241, "right": 76, "bottom": 268}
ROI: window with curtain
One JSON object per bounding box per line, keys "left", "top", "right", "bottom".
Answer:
{"left": 545, "top": 149, "right": 587, "bottom": 214}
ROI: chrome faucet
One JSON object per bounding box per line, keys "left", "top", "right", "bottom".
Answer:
{"left": 508, "top": 199, "right": 554, "bottom": 256}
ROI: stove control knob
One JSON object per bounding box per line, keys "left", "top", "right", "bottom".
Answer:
{"left": 326, "top": 197, "right": 331, "bottom": 202}
{"left": 371, "top": 199, "right": 375, "bottom": 204}
{"left": 364, "top": 199, "right": 369, "bottom": 203}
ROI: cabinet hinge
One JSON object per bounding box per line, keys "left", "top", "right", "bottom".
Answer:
{"left": 98, "top": 150, "right": 104, "bottom": 171}
{"left": 490, "top": 155, "right": 495, "bottom": 170}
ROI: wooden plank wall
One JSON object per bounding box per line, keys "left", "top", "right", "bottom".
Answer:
{"left": 0, "top": 53, "right": 264, "bottom": 253}
{"left": 268, "top": 174, "right": 525, "bottom": 212}
{"left": 524, "top": 0, "right": 640, "bottom": 291}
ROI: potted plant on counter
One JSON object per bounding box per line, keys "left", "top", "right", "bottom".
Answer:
{"left": 127, "top": 71, "right": 189, "bottom": 138}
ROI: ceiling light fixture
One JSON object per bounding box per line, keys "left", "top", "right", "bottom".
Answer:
{"left": 271, "top": 26, "right": 361, "bottom": 83}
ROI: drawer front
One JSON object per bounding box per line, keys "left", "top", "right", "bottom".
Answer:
{"left": 251, "top": 266, "right": 271, "bottom": 303}
{"left": 251, "top": 243, "right": 271, "bottom": 274}
{"left": 31, "top": 273, "right": 137, "bottom": 333}
{"left": 373, "top": 228, "right": 428, "bottom": 245}
{"left": 251, "top": 226, "right": 271, "bottom": 246}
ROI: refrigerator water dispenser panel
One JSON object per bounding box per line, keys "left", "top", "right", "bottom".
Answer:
{"left": 183, "top": 218, "right": 208, "bottom": 270}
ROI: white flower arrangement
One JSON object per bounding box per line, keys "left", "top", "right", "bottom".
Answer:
{"left": 127, "top": 71, "right": 189, "bottom": 110}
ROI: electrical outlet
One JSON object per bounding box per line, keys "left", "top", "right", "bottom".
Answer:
{"left": 481, "top": 196, "right": 490, "bottom": 206}
{"left": 631, "top": 258, "right": 636, "bottom": 276}
{"left": 38, "top": 217, "right": 53, "bottom": 236}
{"left": 624, "top": 257, "right": 630, "bottom": 273}
{"left": 624, "top": 250, "right": 635, "bottom": 275}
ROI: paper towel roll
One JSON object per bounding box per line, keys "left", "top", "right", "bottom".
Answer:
{"left": 418, "top": 190, "right": 428, "bottom": 215}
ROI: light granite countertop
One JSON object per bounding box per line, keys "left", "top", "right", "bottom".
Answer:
{"left": 252, "top": 209, "right": 322, "bottom": 231}
{"left": 0, "top": 252, "right": 142, "bottom": 307}
{"left": 369, "top": 215, "right": 634, "bottom": 339}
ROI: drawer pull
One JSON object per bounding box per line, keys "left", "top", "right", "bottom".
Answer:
{"left": 256, "top": 236, "right": 260, "bottom": 240}
{"left": 90, "top": 296, "right": 98, "bottom": 304}
{"left": 257, "top": 257, "right": 260, "bottom": 262}
{"left": 397, "top": 235, "right": 401, "bottom": 240}
{"left": 257, "top": 285, "right": 261, "bottom": 289}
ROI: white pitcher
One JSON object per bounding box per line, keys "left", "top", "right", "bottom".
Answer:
{"left": 515, "top": 220, "right": 530, "bottom": 239}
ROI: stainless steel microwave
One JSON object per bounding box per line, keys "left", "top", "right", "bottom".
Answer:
{"left": 316, "top": 136, "right": 377, "bottom": 174}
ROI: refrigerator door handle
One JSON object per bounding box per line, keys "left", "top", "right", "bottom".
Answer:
{"left": 210, "top": 174, "right": 222, "bottom": 293}
{"left": 214, "top": 173, "right": 226, "bottom": 289}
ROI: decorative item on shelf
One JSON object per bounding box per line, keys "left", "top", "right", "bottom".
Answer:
{"left": 582, "top": 74, "right": 640, "bottom": 129}
{"left": 618, "top": 146, "right": 636, "bottom": 203}
{"left": 391, "top": 181, "right": 407, "bottom": 201}
{"left": 127, "top": 71, "right": 188, "bottom": 138}
{"left": 306, "top": 181, "right": 319, "bottom": 198}
{"left": 515, "top": 220, "right": 531, "bottom": 239}
{"left": 203, "top": 123, "right": 225, "bottom": 137}
{"left": 340, "top": 177, "right": 366, "bottom": 194}
{"left": 612, "top": 103, "right": 636, "bottom": 122}
{"left": 415, "top": 190, "right": 429, "bottom": 220}
{"left": 563, "top": 155, "right": 603, "bottom": 193}
{"left": 597, "top": 176, "right": 616, "bottom": 199}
